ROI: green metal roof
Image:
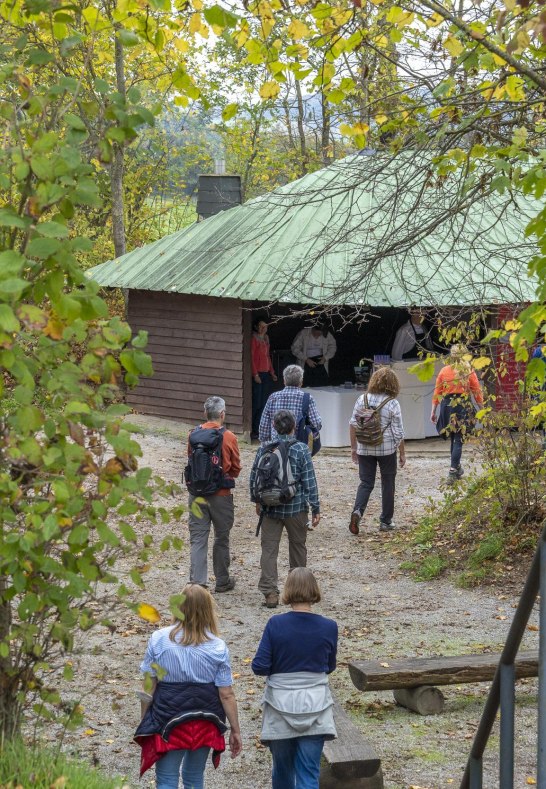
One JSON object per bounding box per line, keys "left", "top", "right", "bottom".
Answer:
{"left": 88, "top": 151, "right": 539, "bottom": 306}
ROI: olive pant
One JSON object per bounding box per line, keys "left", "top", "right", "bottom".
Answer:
{"left": 258, "top": 510, "right": 308, "bottom": 596}
{"left": 188, "top": 494, "right": 234, "bottom": 588}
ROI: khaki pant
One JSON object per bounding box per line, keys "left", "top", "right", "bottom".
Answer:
{"left": 258, "top": 510, "right": 308, "bottom": 596}
{"left": 188, "top": 494, "right": 234, "bottom": 588}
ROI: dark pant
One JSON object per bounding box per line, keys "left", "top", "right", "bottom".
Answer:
{"left": 269, "top": 735, "right": 325, "bottom": 789}
{"left": 303, "top": 363, "right": 329, "bottom": 388}
{"left": 188, "top": 494, "right": 234, "bottom": 587}
{"left": 450, "top": 431, "right": 463, "bottom": 468}
{"left": 252, "top": 371, "right": 273, "bottom": 435}
{"left": 353, "top": 453, "right": 397, "bottom": 525}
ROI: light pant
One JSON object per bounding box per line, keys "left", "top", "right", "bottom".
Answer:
{"left": 155, "top": 746, "right": 210, "bottom": 789}
{"left": 258, "top": 511, "right": 308, "bottom": 596}
{"left": 188, "top": 494, "right": 234, "bottom": 588}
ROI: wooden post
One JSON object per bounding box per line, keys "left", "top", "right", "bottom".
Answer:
{"left": 393, "top": 685, "right": 445, "bottom": 715}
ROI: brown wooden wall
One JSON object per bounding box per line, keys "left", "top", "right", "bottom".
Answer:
{"left": 127, "top": 290, "right": 250, "bottom": 433}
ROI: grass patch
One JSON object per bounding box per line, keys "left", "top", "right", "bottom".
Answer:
{"left": 0, "top": 739, "right": 130, "bottom": 789}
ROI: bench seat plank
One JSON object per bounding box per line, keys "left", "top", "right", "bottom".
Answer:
{"left": 349, "top": 650, "right": 539, "bottom": 692}
{"left": 322, "top": 701, "right": 381, "bottom": 779}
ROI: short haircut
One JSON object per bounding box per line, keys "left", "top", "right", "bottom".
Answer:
{"left": 204, "top": 396, "right": 226, "bottom": 420}
{"left": 282, "top": 567, "right": 321, "bottom": 605}
{"left": 170, "top": 584, "right": 220, "bottom": 646}
{"left": 367, "top": 367, "right": 400, "bottom": 397}
{"left": 273, "top": 409, "right": 296, "bottom": 435}
{"left": 283, "top": 364, "right": 303, "bottom": 387}
{"left": 253, "top": 315, "right": 268, "bottom": 332}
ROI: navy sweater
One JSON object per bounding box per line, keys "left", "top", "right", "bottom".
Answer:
{"left": 252, "top": 611, "right": 338, "bottom": 676}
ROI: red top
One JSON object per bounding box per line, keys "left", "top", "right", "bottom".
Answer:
{"left": 138, "top": 719, "right": 226, "bottom": 776}
{"left": 251, "top": 335, "right": 274, "bottom": 377}
{"left": 432, "top": 365, "right": 484, "bottom": 407}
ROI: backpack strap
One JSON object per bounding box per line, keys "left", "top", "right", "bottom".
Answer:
{"left": 376, "top": 396, "right": 394, "bottom": 411}
{"left": 301, "top": 392, "right": 311, "bottom": 420}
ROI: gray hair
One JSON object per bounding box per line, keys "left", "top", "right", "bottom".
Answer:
{"left": 273, "top": 410, "right": 296, "bottom": 435}
{"left": 204, "top": 396, "right": 226, "bottom": 420}
{"left": 283, "top": 364, "right": 304, "bottom": 387}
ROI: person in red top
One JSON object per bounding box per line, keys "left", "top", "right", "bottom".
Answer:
{"left": 430, "top": 345, "right": 484, "bottom": 483}
{"left": 187, "top": 396, "right": 241, "bottom": 592}
{"left": 251, "top": 317, "right": 277, "bottom": 439}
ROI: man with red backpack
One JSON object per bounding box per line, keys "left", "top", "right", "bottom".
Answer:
{"left": 184, "top": 396, "right": 241, "bottom": 593}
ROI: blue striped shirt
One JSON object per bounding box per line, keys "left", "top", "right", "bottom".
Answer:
{"left": 258, "top": 387, "right": 322, "bottom": 443}
{"left": 249, "top": 435, "right": 320, "bottom": 517}
{"left": 140, "top": 625, "right": 233, "bottom": 687}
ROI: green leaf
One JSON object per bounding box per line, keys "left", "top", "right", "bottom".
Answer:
{"left": 26, "top": 237, "right": 62, "bottom": 259}
{"left": 222, "top": 103, "right": 238, "bottom": 122}
{"left": 0, "top": 251, "right": 25, "bottom": 277}
{"left": 118, "top": 29, "right": 140, "bottom": 46}
{"left": 36, "top": 221, "right": 69, "bottom": 238}
{"left": 0, "top": 208, "right": 28, "bottom": 229}
{"left": 203, "top": 4, "right": 239, "bottom": 27}
{"left": 0, "top": 305, "right": 21, "bottom": 332}
{"left": 0, "top": 278, "right": 29, "bottom": 300}
{"left": 119, "top": 521, "right": 137, "bottom": 542}
{"left": 64, "top": 112, "right": 87, "bottom": 131}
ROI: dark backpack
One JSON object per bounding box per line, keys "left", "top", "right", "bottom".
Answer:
{"left": 296, "top": 393, "right": 321, "bottom": 456}
{"left": 354, "top": 395, "right": 393, "bottom": 446}
{"left": 252, "top": 439, "right": 297, "bottom": 508}
{"left": 184, "top": 426, "right": 232, "bottom": 496}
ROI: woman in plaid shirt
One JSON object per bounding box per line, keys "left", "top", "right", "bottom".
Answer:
{"left": 348, "top": 367, "right": 406, "bottom": 535}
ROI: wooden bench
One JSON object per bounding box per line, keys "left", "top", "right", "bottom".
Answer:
{"left": 320, "top": 699, "right": 383, "bottom": 789}
{"left": 348, "top": 650, "right": 539, "bottom": 715}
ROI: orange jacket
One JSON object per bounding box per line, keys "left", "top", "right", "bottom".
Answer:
{"left": 187, "top": 421, "right": 241, "bottom": 496}
{"left": 432, "top": 365, "right": 483, "bottom": 407}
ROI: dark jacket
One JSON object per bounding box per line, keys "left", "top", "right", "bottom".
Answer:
{"left": 134, "top": 681, "right": 227, "bottom": 742}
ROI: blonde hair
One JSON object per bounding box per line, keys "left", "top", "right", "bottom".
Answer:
{"left": 169, "top": 584, "right": 220, "bottom": 646}
{"left": 282, "top": 567, "right": 321, "bottom": 605}
{"left": 448, "top": 344, "right": 472, "bottom": 378}
{"left": 367, "top": 367, "right": 400, "bottom": 397}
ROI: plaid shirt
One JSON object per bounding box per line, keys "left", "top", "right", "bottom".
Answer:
{"left": 249, "top": 435, "right": 320, "bottom": 517}
{"left": 350, "top": 393, "right": 405, "bottom": 456}
{"left": 258, "top": 387, "right": 322, "bottom": 443}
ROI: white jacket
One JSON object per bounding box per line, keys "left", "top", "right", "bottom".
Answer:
{"left": 259, "top": 672, "right": 337, "bottom": 742}
{"left": 291, "top": 329, "right": 337, "bottom": 372}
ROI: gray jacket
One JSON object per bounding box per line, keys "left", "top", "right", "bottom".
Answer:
{"left": 259, "top": 672, "right": 337, "bottom": 743}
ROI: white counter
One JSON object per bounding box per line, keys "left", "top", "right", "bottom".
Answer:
{"left": 304, "top": 361, "right": 442, "bottom": 447}
{"left": 302, "top": 386, "right": 360, "bottom": 448}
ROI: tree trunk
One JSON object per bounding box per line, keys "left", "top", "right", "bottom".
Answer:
{"left": 320, "top": 90, "right": 331, "bottom": 166}
{"left": 0, "top": 591, "right": 20, "bottom": 740}
{"left": 294, "top": 79, "right": 307, "bottom": 173}
{"left": 111, "top": 32, "right": 126, "bottom": 259}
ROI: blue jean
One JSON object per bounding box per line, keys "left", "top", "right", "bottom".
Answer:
{"left": 252, "top": 371, "right": 273, "bottom": 435}
{"left": 269, "top": 735, "right": 325, "bottom": 789}
{"left": 155, "top": 747, "right": 210, "bottom": 789}
{"left": 450, "top": 431, "right": 463, "bottom": 469}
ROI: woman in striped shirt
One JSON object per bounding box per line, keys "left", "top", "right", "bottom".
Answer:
{"left": 135, "top": 584, "right": 242, "bottom": 788}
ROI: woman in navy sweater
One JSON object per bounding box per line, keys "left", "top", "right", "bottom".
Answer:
{"left": 252, "top": 568, "right": 338, "bottom": 789}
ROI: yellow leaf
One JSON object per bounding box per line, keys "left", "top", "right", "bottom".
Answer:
{"left": 84, "top": 728, "right": 96, "bottom": 736}
{"left": 526, "top": 779, "right": 536, "bottom": 785}
{"left": 242, "top": 657, "right": 252, "bottom": 664}
{"left": 353, "top": 122, "right": 369, "bottom": 134}
{"left": 259, "top": 80, "right": 281, "bottom": 99}
{"left": 505, "top": 75, "right": 525, "bottom": 102}
{"left": 174, "top": 38, "right": 190, "bottom": 52}
{"left": 192, "top": 0, "right": 203, "bottom": 8}
{"left": 492, "top": 51, "right": 507, "bottom": 65}
{"left": 426, "top": 12, "right": 443, "bottom": 27}
{"left": 471, "top": 357, "right": 491, "bottom": 370}
{"left": 287, "top": 19, "right": 310, "bottom": 39}
{"left": 505, "top": 319, "right": 521, "bottom": 331}
{"left": 375, "top": 114, "right": 387, "bottom": 125}
{"left": 189, "top": 12, "right": 201, "bottom": 34}
{"left": 137, "top": 603, "right": 161, "bottom": 623}
{"left": 444, "top": 35, "right": 463, "bottom": 57}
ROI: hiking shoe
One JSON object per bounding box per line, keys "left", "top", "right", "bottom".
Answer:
{"left": 456, "top": 465, "right": 464, "bottom": 479}
{"left": 379, "top": 520, "right": 395, "bottom": 532}
{"left": 262, "top": 593, "right": 279, "bottom": 608}
{"left": 349, "top": 510, "right": 361, "bottom": 535}
{"left": 447, "top": 468, "right": 458, "bottom": 484}
{"left": 215, "top": 578, "right": 236, "bottom": 593}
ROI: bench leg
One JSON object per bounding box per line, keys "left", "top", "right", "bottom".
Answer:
{"left": 320, "top": 765, "right": 384, "bottom": 789}
{"left": 393, "top": 685, "right": 445, "bottom": 715}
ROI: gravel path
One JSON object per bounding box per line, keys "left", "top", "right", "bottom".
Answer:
{"left": 51, "top": 420, "right": 540, "bottom": 789}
